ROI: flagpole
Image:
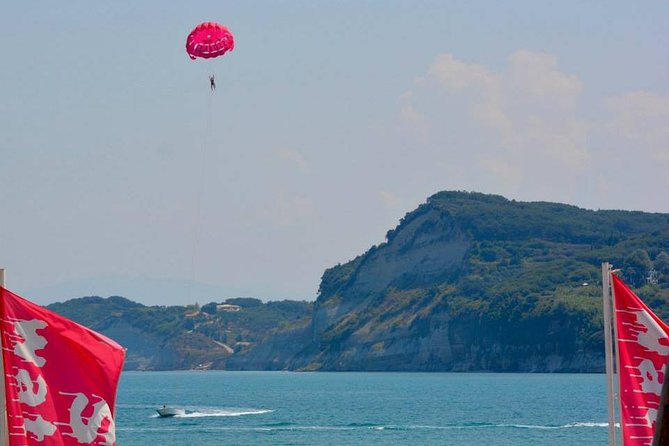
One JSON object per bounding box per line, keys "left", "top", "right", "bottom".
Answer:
{"left": 0, "top": 269, "right": 8, "bottom": 446}
{"left": 602, "top": 262, "right": 617, "bottom": 446}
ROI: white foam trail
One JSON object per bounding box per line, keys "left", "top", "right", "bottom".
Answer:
{"left": 179, "top": 408, "right": 273, "bottom": 418}
{"left": 561, "top": 422, "right": 613, "bottom": 428}
{"left": 483, "top": 422, "right": 611, "bottom": 430}
{"left": 124, "top": 421, "right": 612, "bottom": 433}
{"left": 382, "top": 422, "right": 611, "bottom": 431}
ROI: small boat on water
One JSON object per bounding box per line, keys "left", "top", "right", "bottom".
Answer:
{"left": 156, "top": 406, "right": 186, "bottom": 417}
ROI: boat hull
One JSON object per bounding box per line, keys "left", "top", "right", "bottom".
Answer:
{"left": 156, "top": 407, "right": 185, "bottom": 417}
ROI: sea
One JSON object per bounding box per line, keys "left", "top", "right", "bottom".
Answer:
{"left": 116, "top": 371, "right": 613, "bottom": 446}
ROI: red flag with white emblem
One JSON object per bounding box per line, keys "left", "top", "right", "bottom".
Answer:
{"left": 0, "top": 287, "right": 125, "bottom": 445}
{"left": 612, "top": 274, "right": 669, "bottom": 446}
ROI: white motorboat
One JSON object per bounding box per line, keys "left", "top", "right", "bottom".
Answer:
{"left": 156, "top": 406, "right": 186, "bottom": 417}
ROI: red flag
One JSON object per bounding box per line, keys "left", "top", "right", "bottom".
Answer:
{"left": 0, "top": 287, "right": 125, "bottom": 445}
{"left": 612, "top": 274, "right": 669, "bottom": 446}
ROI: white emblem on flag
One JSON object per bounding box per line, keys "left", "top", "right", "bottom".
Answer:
{"left": 620, "top": 310, "right": 669, "bottom": 356}
{"left": 21, "top": 414, "right": 57, "bottom": 442}
{"left": 57, "top": 392, "right": 115, "bottom": 445}
{"left": 12, "top": 368, "right": 48, "bottom": 406}
{"left": 3, "top": 319, "right": 48, "bottom": 367}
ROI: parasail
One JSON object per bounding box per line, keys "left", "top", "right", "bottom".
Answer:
{"left": 186, "top": 22, "right": 234, "bottom": 60}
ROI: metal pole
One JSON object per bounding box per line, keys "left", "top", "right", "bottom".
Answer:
{"left": 0, "top": 268, "right": 8, "bottom": 446}
{"left": 603, "top": 262, "right": 617, "bottom": 446}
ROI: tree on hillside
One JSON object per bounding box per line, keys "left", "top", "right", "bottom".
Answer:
{"left": 623, "top": 249, "right": 653, "bottom": 286}
{"left": 654, "top": 251, "right": 669, "bottom": 284}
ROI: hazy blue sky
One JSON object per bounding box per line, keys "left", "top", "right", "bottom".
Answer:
{"left": 1, "top": 1, "right": 668, "bottom": 305}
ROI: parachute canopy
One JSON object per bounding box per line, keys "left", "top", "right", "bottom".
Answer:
{"left": 186, "top": 22, "right": 234, "bottom": 60}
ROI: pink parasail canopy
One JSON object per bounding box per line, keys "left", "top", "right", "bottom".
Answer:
{"left": 186, "top": 22, "right": 234, "bottom": 60}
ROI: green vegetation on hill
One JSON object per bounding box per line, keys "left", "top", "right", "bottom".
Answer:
{"left": 47, "top": 191, "right": 669, "bottom": 372}
{"left": 305, "top": 191, "right": 669, "bottom": 372}
{"left": 48, "top": 296, "right": 312, "bottom": 370}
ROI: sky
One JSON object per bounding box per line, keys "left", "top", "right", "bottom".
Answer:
{"left": 1, "top": 1, "right": 668, "bottom": 306}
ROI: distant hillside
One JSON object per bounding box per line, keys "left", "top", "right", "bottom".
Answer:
{"left": 49, "top": 191, "right": 669, "bottom": 372}
{"left": 235, "top": 191, "right": 669, "bottom": 372}
{"left": 48, "top": 296, "right": 312, "bottom": 370}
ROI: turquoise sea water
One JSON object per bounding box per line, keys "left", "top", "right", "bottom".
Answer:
{"left": 116, "top": 371, "right": 612, "bottom": 445}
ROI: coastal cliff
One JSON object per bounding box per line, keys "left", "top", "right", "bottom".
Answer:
{"left": 238, "top": 191, "right": 669, "bottom": 372}
{"left": 49, "top": 191, "right": 669, "bottom": 372}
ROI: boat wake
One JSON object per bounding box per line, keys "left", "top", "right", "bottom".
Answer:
{"left": 147, "top": 406, "right": 272, "bottom": 419}
{"left": 370, "top": 421, "right": 613, "bottom": 431}
{"left": 126, "top": 420, "right": 612, "bottom": 432}
{"left": 294, "top": 421, "right": 612, "bottom": 432}
{"left": 180, "top": 408, "right": 273, "bottom": 418}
